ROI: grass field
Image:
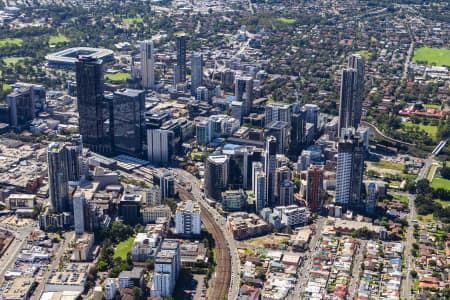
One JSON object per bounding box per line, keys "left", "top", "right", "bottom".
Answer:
{"left": 371, "top": 160, "right": 405, "bottom": 171}
{"left": 393, "top": 194, "right": 409, "bottom": 205}
{"left": 49, "top": 34, "right": 70, "bottom": 45}
{"left": 427, "top": 164, "right": 438, "bottom": 181}
{"left": 435, "top": 199, "right": 450, "bottom": 208}
{"left": 423, "top": 103, "right": 442, "bottom": 110}
{"left": 114, "top": 236, "right": 134, "bottom": 260}
{"left": 419, "top": 213, "right": 435, "bottom": 223}
{"left": 104, "top": 72, "right": 130, "bottom": 81}
{"left": 0, "top": 38, "right": 22, "bottom": 47}
{"left": 403, "top": 122, "right": 438, "bottom": 139}
{"left": 2, "top": 84, "right": 12, "bottom": 92}
{"left": 412, "top": 47, "right": 450, "bottom": 67}
{"left": 3, "top": 57, "right": 29, "bottom": 65}
{"left": 431, "top": 177, "right": 450, "bottom": 191}
{"left": 123, "top": 16, "right": 143, "bottom": 25}
{"left": 355, "top": 50, "right": 373, "bottom": 60}
{"left": 276, "top": 18, "right": 297, "bottom": 25}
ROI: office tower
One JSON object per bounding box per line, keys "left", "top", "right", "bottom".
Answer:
{"left": 265, "top": 102, "right": 291, "bottom": 126}
{"left": 303, "top": 104, "right": 320, "bottom": 133}
{"left": 196, "top": 86, "right": 209, "bottom": 101}
{"left": 159, "top": 171, "right": 175, "bottom": 200}
{"left": 118, "top": 193, "right": 142, "bottom": 226}
{"left": 147, "top": 129, "right": 174, "bottom": 164}
{"left": 140, "top": 40, "right": 155, "bottom": 89}
{"left": 290, "top": 109, "right": 306, "bottom": 155}
{"left": 73, "top": 192, "right": 86, "bottom": 235}
{"left": 205, "top": 155, "right": 229, "bottom": 201}
{"left": 335, "top": 128, "right": 365, "bottom": 211}
{"left": 306, "top": 166, "right": 324, "bottom": 213}
{"left": 12, "top": 82, "right": 46, "bottom": 113}
{"left": 7, "top": 87, "right": 34, "bottom": 128}
{"left": 196, "top": 120, "right": 212, "bottom": 145}
{"left": 264, "top": 136, "right": 277, "bottom": 207}
{"left": 176, "top": 36, "right": 186, "bottom": 83}
{"left": 235, "top": 76, "right": 254, "bottom": 116}
{"left": 275, "top": 165, "right": 291, "bottom": 200}
{"left": 338, "top": 54, "right": 364, "bottom": 135}
{"left": 175, "top": 200, "right": 201, "bottom": 235}
{"left": 113, "top": 89, "right": 146, "bottom": 157}
{"left": 190, "top": 52, "right": 203, "bottom": 96}
{"left": 265, "top": 121, "right": 290, "bottom": 154}
{"left": 222, "top": 144, "right": 251, "bottom": 189}
{"left": 48, "top": 143, "right": 69, "bottom": 213}
{"left": 76, "top": 57, "right": 112, "bottom": 154}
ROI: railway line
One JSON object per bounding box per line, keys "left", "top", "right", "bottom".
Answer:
{"left": 178, "top": 188, "right": 231, "bottom": 300}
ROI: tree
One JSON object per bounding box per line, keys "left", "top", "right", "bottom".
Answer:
{"left": 132, "top": 286, "right": 143, "bottom": 300}
{"left": 410, "top": 270, "right": 418, "bottom": 278}
{"left": 167, "top": 199, "right": 177, "bottom": 214}
{"left": 416, "top": 179, "right": 430, "bottom": 195}
{"left": 146, "top": 258, "right": 155, "bottom": 271}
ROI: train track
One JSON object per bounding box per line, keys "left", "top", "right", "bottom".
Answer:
{"left": 178, "top": 189, "right": 231, "bottom": 300}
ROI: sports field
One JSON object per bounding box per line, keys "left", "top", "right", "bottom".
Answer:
{"left": 412, "top": 47, "right": 450, "bottom": 66}
{"left": 277, "top": 18, "right": 297, "bottom": 25}
{"left": 49, "top": 34, "right": 70, "bottom": 45}
{"left": 403, "top": 122, "right": 438, "bottom": 140}
{"left": 105, "top": 72, "right": 130, "bottom": 81}
{"left": 0, "top": 38, "right": 22, "bottom": 47}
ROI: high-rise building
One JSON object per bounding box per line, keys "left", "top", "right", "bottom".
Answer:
{"left": 303, "top": 104, "right": 320, "bottom": 134}
{"left": 335, "top": 128, "right": 365, "bottom": 211}
{"left": 254, "top": 170, "right": 266, "bottom": 213}
{"left": 73, "top": 191, "right": 86, "bottom": 235}
{"left": 290, "top": 109, "right": 306, "bottom": 155}
{"left": 196, "top": 120, "right": 212, "bottom": 145}
{"left": 66, "top": 144, "right": 82, "bottom": 182}
{"left": 76, "top": 57, "right": 112, "bottom": 154}
{"left": 278, "top": 181, "right": 294, "bottom": 206}
{"left": 264, "top": 136, "right": 277, "bottom": 207}
{"left": 147, "top": 129, "right": 174, "bottom": 164}
{"left": 113, "top": 89, "right": 146, "bottom": 157}
{"left": 158, "top": 171, "right": 175, "bottom": 201}
{"left": 204, "top": 155, "right": 229, "bottom": 201}
{"left": 190, "top": 53, "right": 203, "bottom": 96}
{"left": 7, "top": 87, "right": 35, "bottom": 128}
{"left": 175, "top": 200, "right": 201, "bottom": 235}
{"left": 365, "top": 182, "right": 377, "bottom": 216}
{"left": 235, "top": 76, "right": 254, "bottom": 116}
{"left": 306, "top": 166, "right": 324, "bottom": 213}
{"left": 48, "top": 143, "right": 70, "bottom": 213}
{"left": 265, "top": 121, "right": 290, "bottom": 154}
{"left": 264, "top": 102, "right": 291, "bottom": 126}
{"left": 176, "top": 36, "right": 186, "bottom": 83}
{"left": 140, "top": 40, "right": 155, "bottom": 89}
{"left": 12, "top": 82, "right": 46, "bottom": 114}
{"left": 196, "top": 86, "right": 209, "bottom": 101}
{"left": 338, "top": 54, "right": 364, "bottom": 135}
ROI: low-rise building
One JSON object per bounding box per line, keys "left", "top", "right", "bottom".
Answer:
{"left": 227, "top": 212, "right": 270, "bottom": 240}
{"left": 0, "top": 277, "right": 36, "bottom": 300}
{"left": 274, "top": 205, "right": 310, "bottom": 227}
{"left": 142, "top": 205, "right": 171, "bottom": 224}
{"left": 118, "top": 267, "right": 144, "bottom": 289}
{"left": 131, "top": 232, "right": 162, "bottom": 262}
